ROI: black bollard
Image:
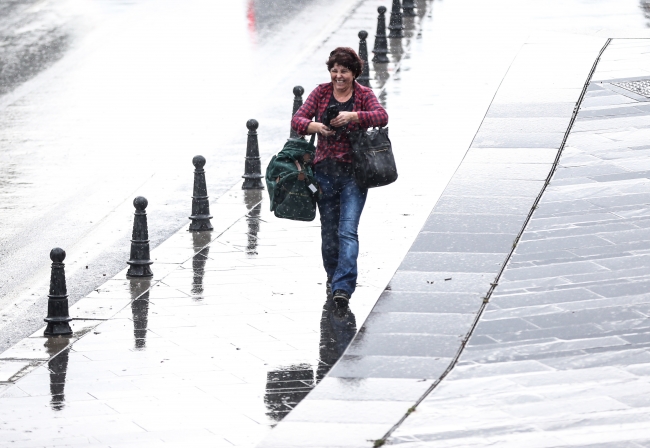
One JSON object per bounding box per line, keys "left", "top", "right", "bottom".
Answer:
{"left": 402, "top": 0, "right": 416, "bottom": 16}
{"left": 126, "top": 196, "right": 153, "bottom": 278}
{"left": 357, "top": 31, "right": 371, "bottom": 88}
{"left": 290, "top": 86, "right": 305, "bottom": 140}
{"left": 372, "top": 6, "right": 390, "bottom": 63}
{"left": 242, "top": 119, "right": 264, "bottom": 190}
{"left": 189, "top": 155, "right": 214, "bottom": 231}
{"left": 388, "top": 0, "right": 405, "bottom": 38}
{"left": 44, "top": 248, "right": 73, "bottom": 336}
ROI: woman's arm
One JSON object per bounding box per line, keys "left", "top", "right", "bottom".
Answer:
{"left": 292, "top": 85, "right": 336, "bottom": 137}
{"left": 356, "top": 89, "right": 389, "bottom": 128}
{"left": 307, "top": 121, "right": 336, "bottom": 137}
{"left": 291, "top": 87, "right": 321, "bottom": 135}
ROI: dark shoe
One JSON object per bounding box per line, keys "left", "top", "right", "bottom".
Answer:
{"left": 326, "top": 277, "right": 333, "bottom": 297}
{"left": 332, "top": 289, "right": 350, "bottom": 310}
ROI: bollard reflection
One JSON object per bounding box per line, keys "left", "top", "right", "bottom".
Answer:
{"left": 316, "top": 297, "right": 357, "bottom": 381}
{"left": 642, "top": 0, "right": 650, "bottom": 21}
{"left": 416, "top": 0, "right": 429, "bottom": 20}
{"left": 244, "top": 189, "right": 263, "bottom": 256}
{"left": 130, "top": 279, "right": 151, "bottom": 350}
{"left": 48, "top": 349, "right": 70, "bottom": 411}
{"left": 373, "top": 61, "right": 391, "bottom": 93}
{"left": 191, "top": 231, "right": 212, "bottom": 299}
{"left": 403, "top": 16, "right": 416, "bottom": 38}
{"left": 44, "top": 337, "right": 71, "bottom": 411}
{"left": 262, "top": 297, "right": 357, "bottom": 422}
{"left": 264, "top": 364, "right": 315, "bottom": 422}
{"left": 389, "top": 37, "right": 404, "bottom": 66}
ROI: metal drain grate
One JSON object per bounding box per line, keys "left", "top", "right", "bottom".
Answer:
{"left": 611, "top": 79, "right": 650, "bottom": 98}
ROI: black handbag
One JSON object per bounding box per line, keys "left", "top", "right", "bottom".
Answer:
{"left": 348, "top": 127, "right": 398, "bottom": 188}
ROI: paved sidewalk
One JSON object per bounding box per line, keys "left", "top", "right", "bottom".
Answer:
{"left": 5, "top": 3, "right": 649, "bottom": 448}
{"left": 387, "top": 38, "right": 650, "bottom": 448}
{"left": 0, "top": 1, "right": 446, "bottom": 446}
{"left": 257, "top": 34, "right": 610, "bottom": 448}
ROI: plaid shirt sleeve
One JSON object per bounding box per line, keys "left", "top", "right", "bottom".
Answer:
{"left": 357, "top": 87, "right": 388, "bottom": 129}
{"left": 291, "top": 86, "right": 323, "bottom": 135}
{"left": 291, "top": 83, "right": 389, "bottom": 164}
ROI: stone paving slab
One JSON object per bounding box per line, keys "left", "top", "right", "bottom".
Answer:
{"left": 258, "top": 35, "right": 610, "bottom": 448}
{"left": 387, "top": 38, "right": 650, "bottom": 448}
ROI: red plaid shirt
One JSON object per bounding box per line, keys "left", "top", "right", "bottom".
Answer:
{"left": 291, "top": 81, "right": 389, "bottom": 164}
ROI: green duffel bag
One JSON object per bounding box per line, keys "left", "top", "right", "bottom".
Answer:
{"left": 265, "top": 134, "right": 320, "bottom": 221}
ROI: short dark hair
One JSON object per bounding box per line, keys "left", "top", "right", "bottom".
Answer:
{"left": 326, "top": 47, "right": 364, "bottom": 79}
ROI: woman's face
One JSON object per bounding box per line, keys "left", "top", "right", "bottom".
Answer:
{"left": 330, "top": 63, "right": 354, "bottom": 92}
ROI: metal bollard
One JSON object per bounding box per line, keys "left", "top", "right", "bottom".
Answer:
{"left": 290, "top": 86, "right": 305, "bottom": 140}
{"left": 372, "top": 6, "right": 390, "bottom": 63}
{"left": 357, "top": 31, "right": 371, "bottom": 88}
{"left": 388, "top": 0, "right": 405, "bottom": 38}
{"left": 126, "top": 196, "right": 153, "bottom": 278}
{"left": 402, "top": 0, "right": 417, "bottom": 16}
{"left": 242, "top": 119, "right": 264, "bottom": 190}
{"left": 189, "top": 155, "right": 214, "bottom": 231}
{"left": 44, "top": 248, "right": 73, "bottom": 336}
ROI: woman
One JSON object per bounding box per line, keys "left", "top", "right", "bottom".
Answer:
{"left": 291, "top": 47, "right": 389, "bottom": 310}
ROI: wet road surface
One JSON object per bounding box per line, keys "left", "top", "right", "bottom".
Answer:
{"left": 0, "top": 0, "right": 648, "bottom": 398}
{"left": 0, "top": 0, "right": 359, "bottom": 352}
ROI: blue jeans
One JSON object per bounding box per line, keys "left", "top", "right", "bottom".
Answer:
{"left": 315, "top": 161, "right": 368, "bottom": 296}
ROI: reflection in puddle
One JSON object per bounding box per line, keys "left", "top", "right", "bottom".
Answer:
{"left": 317, "top": 297, "right": 357, "bottom": 381}
{"left": 130, "top": 279, "right": 151, "bottom": 350}
{"left": 264, "top": 364, "right": 315, "bottom": 422}
{"left": 404, "top": 15, "right": 417, "bottom": 38}
{"left": 191, "top": 231, "right": 212, "bottom": 299}
{"left": 373, "top": 61, "right": 391, "bottom": 94}
{"left": 263, "top": 297, "right": 356, "bottom": 422}
{"left": 44, "top": 337, "right": 71, "bottom": 411}
{"left": 131, "top": 291, "right": 150, "bottom": 350}
{"left": 417, "top": 0, "right": 429, "bottom": 20}
{"left": 389, "top": 37, "right": 404, "bottom": 66}
{"left": 642, "top": 1, "right": 650, "bottom": 22}
{"left": 48, "top": 348, "right": 69, "bottom": 411}
{"left": 244, "top": 190, "right": 264, "bottom": 256}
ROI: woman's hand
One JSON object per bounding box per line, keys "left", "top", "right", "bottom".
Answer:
{"left": 329, "top": 111, "right": 359, "bottom": 128}
{"left": 308, "top": 122, "right": 336, "bottom": 137}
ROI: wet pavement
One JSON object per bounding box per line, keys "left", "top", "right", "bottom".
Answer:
{"left": 2, "top": 0, "right": 650, "bottom": 447}
{"left": 1, "top": 0, "right": 648, "bottom": 355}
{"left": 0, "top": 0, "right": 364, "bottom": 353}
{"left": 386, "top": 39, "right": 650, "bottom": 447}
{"left": 0, "top": 1, "right": 442, "bottom": 446}
{"left": 258, "top": 33, "right": 610, "bottom": 448}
